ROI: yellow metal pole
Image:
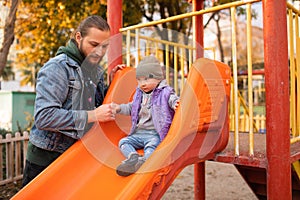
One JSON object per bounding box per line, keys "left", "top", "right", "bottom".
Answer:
{"left": 288, "top": 9, "right": 296, "bottom": 138}
{"left": 291, "top": 136, "right": 300, "bottom": 144}
{"left": 287, "top": 2, "right": 300, "bottom": 15}
{"left": 146, "top": 41, "right": 150, "bottom": 56}
{"left": 246, "top": 3, "right": 254, "bottom": 156}
{"left": 123, "top": 33, "right": 196, "bottom": 55}
{"left": 126, "top": 30, "right": 131, "bottom": 67}
{"left": 166, "top": 45, "right": 170, "bottom": 85}
{"left": 155, "top": 43, "right": 159, "bottom": 58}
{"left": 136, "top": 29, "right": 140, "bottom": 66}
{"left": 231, "top": 6, "right": 239, "bottom": 156}
{"left": 180, "top": 48, "right": 185, "bottom": 92}
{"left": 296, "top": 14, "right": 300, "bottom": 137}
{"left": 174, "top": 47, "right": 178, "bottom": 95}
{"left": 230, "top": 80, "right": 235, "bottom": 131}
{"left": 120, "top": 0, "right": 261, "bottom": 32}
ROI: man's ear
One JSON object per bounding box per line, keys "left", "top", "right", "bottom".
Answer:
{"left": 75, "top": 32, "right": 82, "bottom": 44}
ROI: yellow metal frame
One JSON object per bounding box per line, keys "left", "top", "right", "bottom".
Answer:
{"left": 120, "top": 0, "right": 300, "bottom": 157}
{"left": 292, "top": 161, "right": 300, "bottom": 180}
{"left": 287, "top": 2, "right": 300, "bottom": 144}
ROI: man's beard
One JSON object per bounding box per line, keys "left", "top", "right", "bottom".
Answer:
{"left": 81, "top": 59, "right": 98, "bottom": 82}
{"left": 79, "top": 44, "right": 103, "bottom": 83}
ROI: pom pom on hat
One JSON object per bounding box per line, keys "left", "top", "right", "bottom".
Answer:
{"left": 136, "top": 56, "right": 164, "bottom": 80}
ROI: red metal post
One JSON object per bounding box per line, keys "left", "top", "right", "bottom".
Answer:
{"left": 262, "top": 1, "right": 291, "bottom": 199}
{"left": 193, "top": 0, "right": 205, "bottom": 200}
{"left": 107, "top": 0, "right": 123, "bottom": 73}
{"left": 194, "top": 162, "right": 205, "bottom": 200}
{"left": 193, "top": 0, "right": 204, "bottom": 59}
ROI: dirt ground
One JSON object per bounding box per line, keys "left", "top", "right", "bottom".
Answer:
{"left": 162, "top": 161, "right": 258, "bottom": 200}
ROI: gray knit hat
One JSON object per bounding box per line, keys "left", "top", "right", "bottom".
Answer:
{"left": 136, "top": 56, "right": 164, "bottom": 80}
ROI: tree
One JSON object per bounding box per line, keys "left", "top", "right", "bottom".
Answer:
{"left": 1, "top": 60, "right": 14, "bottom": 80}
{"left": 0, "top": 0, "right": 20, "bottom": 78}
{"left": 14, "top": 0, "right": 108, "bottom": 87}
{"left": 123, "top": 0, "right": 143, "bottom": 27}
{"left": 14, "top": 0, "right": 144, "bottom": 87}
{"left": 0, "top": 0, "right": 261, "bottom": 86}
{"left": 204, "top": 0, "right": 258, "bottom": 64}
{"left": 127, "top": 0, "right": 192, "bottom": 70}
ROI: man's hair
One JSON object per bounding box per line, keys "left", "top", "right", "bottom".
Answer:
{"left": 71, "top": 15, "right": 110, "bottom": 39}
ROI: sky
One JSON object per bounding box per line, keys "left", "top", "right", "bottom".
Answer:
{"left": 251, "top": 2, "right": 263, "bottom": 28}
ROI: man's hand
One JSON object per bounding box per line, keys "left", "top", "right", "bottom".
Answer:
{"left": 109, "top": 64, "right": 126, "bottom": 83}
{"left": 87, "top": 103, "right": 116, "bottom": 123}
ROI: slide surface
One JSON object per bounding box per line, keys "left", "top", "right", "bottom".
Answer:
{"left": 12, "top": 58, "right": 231, "bottom": 200}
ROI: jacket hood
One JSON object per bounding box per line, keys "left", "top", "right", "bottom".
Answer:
{"left": 56, "top": 39, "right": 85, "bottom": 66}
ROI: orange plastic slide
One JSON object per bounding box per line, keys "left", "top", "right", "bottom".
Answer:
{"left": 12, "top": 58, "right": 231, "bottom": 200}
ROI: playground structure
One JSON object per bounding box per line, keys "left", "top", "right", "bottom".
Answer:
{"left": 109, "top": 1, "right": 300, "bottom": 198}
{"left": 12, "top": 58, "right": 231, "bottom": 199}
{"left": 12, "top": 0, "right": 300, "bottom": 199}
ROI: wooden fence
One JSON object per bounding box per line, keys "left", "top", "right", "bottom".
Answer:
{"left": 0, "top": 132, "right": 29, "bottom": 186}
{"left": 230, "top": 114, "right": 266, "bottom": 133}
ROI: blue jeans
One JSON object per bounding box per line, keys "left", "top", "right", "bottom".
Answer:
{"left": 119, "top": 129, "right": 160, "bottom": 159}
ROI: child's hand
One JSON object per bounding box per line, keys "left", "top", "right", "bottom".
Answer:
{"left": 110, "top": 102, "right": 120, "bottom": 115}
{"left": 173, "top": 100, "right": 180, "bottom": 110}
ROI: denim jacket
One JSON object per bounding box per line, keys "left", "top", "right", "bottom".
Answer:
{"left": 29, "top": 53, "right": 107, "bottom": 153}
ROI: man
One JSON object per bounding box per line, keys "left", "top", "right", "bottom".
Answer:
{"left": 22, "top": 15, "right": 121, "bottom": 186}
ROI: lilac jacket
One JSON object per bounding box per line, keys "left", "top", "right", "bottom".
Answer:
{"left": 120, "top": 80, "right": 179, "bottom": 141}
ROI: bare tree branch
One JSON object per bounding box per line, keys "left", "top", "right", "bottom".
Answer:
{"left": 0, "top": 0, "right": 20, "bottom": 76}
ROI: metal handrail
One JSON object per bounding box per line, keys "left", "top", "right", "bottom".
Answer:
{"left": 120, "top": 0, "right": 261, "bottom": 32}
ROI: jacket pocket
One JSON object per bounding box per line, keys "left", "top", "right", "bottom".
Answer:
{"left": 67, "top": 77, "right": 82, "bottom": 107}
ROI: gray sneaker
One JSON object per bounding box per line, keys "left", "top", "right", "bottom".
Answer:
{"left": 135, "top": 157, "right": 145, "bottom": 172}
{"left": 116, "top": 153, "right": 140, "bottom": 176}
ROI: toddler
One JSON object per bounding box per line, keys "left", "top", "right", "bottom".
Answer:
{"left": 113, "top": 56, "right": 179, "bottom": 176}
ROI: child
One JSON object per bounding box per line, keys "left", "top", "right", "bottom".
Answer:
{"left": 112, "top": 56, "right": 179, "bottom": 176}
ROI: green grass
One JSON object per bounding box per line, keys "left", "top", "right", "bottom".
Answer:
{"left": 239, "top": 105, "right": 266, "bottom": 115}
